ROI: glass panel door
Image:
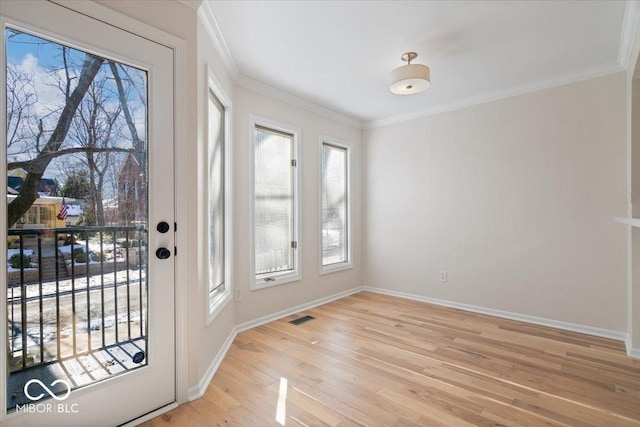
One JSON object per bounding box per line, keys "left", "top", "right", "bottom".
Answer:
{"left": 5, "top": 27, "right": 150, "bottom": 411}
{"left": 2, "top": 1, "right": 175, "bottom": 425}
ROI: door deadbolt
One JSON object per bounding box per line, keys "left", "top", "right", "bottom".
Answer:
{"left": 157, "top": 221, "right": 170, "bottom": 233}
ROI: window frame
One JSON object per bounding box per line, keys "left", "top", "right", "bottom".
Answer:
{"left": 250, "top": 115, "right": 301, "bottom": 290}
{"left": 319, "top": 136, "right": 353, "bottom": 275}
{"left": 206, "top": 66, "right": 233, "bottom": 324}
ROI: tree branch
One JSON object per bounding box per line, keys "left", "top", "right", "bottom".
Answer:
{"left": 8, "top": 54, "right": 105, "bottom": 228}
{"left": 8, "top": 147, "right": 138, "bottom": 170}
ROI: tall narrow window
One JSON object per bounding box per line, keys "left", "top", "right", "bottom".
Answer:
{"left": 252, "top": 118, "right": 300, "bottom": 287}
{"left": 321, "top": 139, "right": 351, "bottom": 271}
{"left": 209, "top": 89, "right": 225, "bottom": 302}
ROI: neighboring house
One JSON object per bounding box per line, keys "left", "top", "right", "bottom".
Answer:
{"left": 116, "top": 153, "right": 146, "bottom": 225}
{"left": 7, "top": 169, "right": 58, "bottom": 196}
{"left": 7, "top": 195, "right": 81, "bottom": 229}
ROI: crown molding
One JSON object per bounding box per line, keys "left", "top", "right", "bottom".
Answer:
{"left": 178, "top": 0, "right": 202, "bottom": 11}
{"left": 197, "top": 2, "right": 363, "bottom": 129}
{"left": 199, "top": 1, "right": 629, "bottom": 132}
{"left": 364, "top": 61, "right": 625, "bottom": 130}
{"left": 618, "top": 0, "right": 640, "bottom": 70}
{"left": 198, "top": 1, "right": 240, "bottom": 78}
{"left": 235, "top": 74, "right": 363, "bottom": 129}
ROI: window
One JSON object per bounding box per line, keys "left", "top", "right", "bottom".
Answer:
{"left": 320, "top": 138, "right": 351, "bottom": 272}
{"left": 209, "top": 89, "right": 225, "bottom": 302}
{"left": 207, "top": 68, "right": 232, "bottom": 322}
{"left": 39, "top": 205, "right": 51, "bottom": 226}
{"left": 251, "top": 117, "right": 300, "bottom": 288}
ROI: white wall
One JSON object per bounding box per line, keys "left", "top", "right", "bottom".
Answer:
{"left": 629, "top": 23, "right": 640, "bottom": 352}
{"left": 233, "top": 86, "right": 363, "bottom": 324}
{"left": 364, "top": 72, "right": 628, "bottom": 332}
{"left": 194, "top": 13, "right": 236, "bottom": 392}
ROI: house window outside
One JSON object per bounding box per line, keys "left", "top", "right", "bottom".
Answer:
{"left": 321, "top": 138, "right": 352, "bottom": 272}
{"left": 252, "top": 118, "right": 300, "bottom": 288}
{"left": 25, "top": 207, "right": 38, "bottom": 225}
{"left": 39, "top": 205, "right": 51, "bottom": 226}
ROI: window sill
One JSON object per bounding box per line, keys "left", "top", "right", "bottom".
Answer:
{"left": 320, "top": 262, "right": 353, "bottom": 276}
{"left": 207, "top": 290, "right": 232, "bottom": 325}
{"left": 251, "top": 273, "right": 301, "bottom": 291}
{"left": 614, "top": 217, "right": 640, "bottom": 228}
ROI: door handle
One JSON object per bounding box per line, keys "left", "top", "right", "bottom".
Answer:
{"left": 156, "top": 247, "right": 171, "bottom": 259}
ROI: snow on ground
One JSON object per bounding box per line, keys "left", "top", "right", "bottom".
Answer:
{"left": 8, "top": 248, "right": 35, "bottom": 258}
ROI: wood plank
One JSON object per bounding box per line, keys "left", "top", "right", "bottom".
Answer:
{"left": 141, "top": 292, "right": 640, "bottom": 426}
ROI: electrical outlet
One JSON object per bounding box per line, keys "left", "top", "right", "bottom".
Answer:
{"left": 439, "top": 271, "right": 448, "bottom": 283}
{"left": 235, "top": 289, "right": 241, "bottom": 301}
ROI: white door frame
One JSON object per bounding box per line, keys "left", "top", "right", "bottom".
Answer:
{"left": 2, "top": 0, "right": 189, "bottom": 420}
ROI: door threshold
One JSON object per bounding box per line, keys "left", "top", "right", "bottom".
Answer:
{"left": 119, "top": 401, "right": 178, "bottom": 427}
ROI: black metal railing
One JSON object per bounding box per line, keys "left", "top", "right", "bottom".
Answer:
{"left": 6, "top": 226, "right": 147, "bottom": 373}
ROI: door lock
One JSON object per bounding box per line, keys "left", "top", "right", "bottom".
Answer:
{"left": 156, "top": 247, "right": 171, "bottom": 259}
{"left": 157, "top": 221, "right": 170, "bottom": 233}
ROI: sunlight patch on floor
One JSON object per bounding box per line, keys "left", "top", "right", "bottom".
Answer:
{"left": 276, "top": 377, "right": 288, "bottom": 425}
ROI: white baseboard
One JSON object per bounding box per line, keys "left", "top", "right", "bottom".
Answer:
{"left": 188, "top": 286, "right": 364, "bottom": 401}
{"left": 625, "top": 335, "right": 640, "bottom": 359}
{"left": 363, "top": 286, "right": 628, "bottom": 343}
{"left": 236, "top": 286, "right": 364, "bottom": 333}
{"left": 188, "top": 284, "right": 639, "bottom": 404}
{"left": 187, "top": 327, "right": 238, "bottom": 401}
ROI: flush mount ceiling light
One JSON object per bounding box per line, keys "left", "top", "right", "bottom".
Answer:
{"left": 389, "top": 52, "right": 430, "bottom": 95}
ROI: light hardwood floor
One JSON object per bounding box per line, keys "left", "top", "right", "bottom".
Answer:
{"left": 142, "top": 291, "right": 640, "bottom": 426}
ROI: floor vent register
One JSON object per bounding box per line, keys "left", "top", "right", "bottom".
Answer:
{"left": 289, "top": 315, "right": 315, "bottom": 325}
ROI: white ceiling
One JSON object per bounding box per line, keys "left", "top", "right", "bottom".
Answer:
{"left": 205, "top": 1, "right": 636, "bottom": 127}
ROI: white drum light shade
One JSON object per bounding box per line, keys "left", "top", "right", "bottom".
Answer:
{"left": 389, "top": 52, "right": 430, "bottom": 95}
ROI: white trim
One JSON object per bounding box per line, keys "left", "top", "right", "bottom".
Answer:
{"left": 237, "top": 75, "right": 362, "bottom": 129}
{"left": 614, "top": 216, "right": 640, "bottom": 227}
{"left": 249, "top": 115, "right": 302, "bottom": 290}
{"left": 237, "top": 286, "right": 363, "bottom": 332}
{"left": 626, "top": 335, "right": 640, "bottom": 359}
{"left": 186, "top": 327, "right": 237, "bottom": 401}
{"left": 197, "top": 2, "right": 362, "bottom": 130}
{"left": 619, "top": 0, "right": 640, "bottom": 70}
{"left": 26, "top": 0, "right": 190, "bottom": 408}
{"left": 198, "top": 2, "right": 240, "bottom": 79}
{"left": 197, "top": 0, "right": 629, "bottom": 131}
{"left": 178, "top": 0, "right": 202, "bottom": 11}
{"left": 319, "top": 136, "right": 353, "bottom": 275}
{"left": 365, "top": 61, "right": 625, "bottom": 129}
{"left": 206, "top": 65, "right": 234, "bottom": 325}
{"left": 173, "top": 31, "right": 190, "bottom": 410}
{"left": 188, "top": 286, "right": 364, "bottom": 401}
{"left": 363, "top": 287, "right": 629, "bottom": 343}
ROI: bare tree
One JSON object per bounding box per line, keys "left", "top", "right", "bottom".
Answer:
{"left": 6, "top": 66, "right": 37, "bottom": 153}
{"left": 7, "top": 54, "right": 104, "bottom": 228}
{"left": 108, "top": 62, "right": 144, "bottom": 164}
{"left": 69, "top": 77, "right": 122, "bottom": 225}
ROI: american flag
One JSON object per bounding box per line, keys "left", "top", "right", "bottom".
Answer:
{"left": 57, "top": 197, "right": 68, "bottom": 220}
